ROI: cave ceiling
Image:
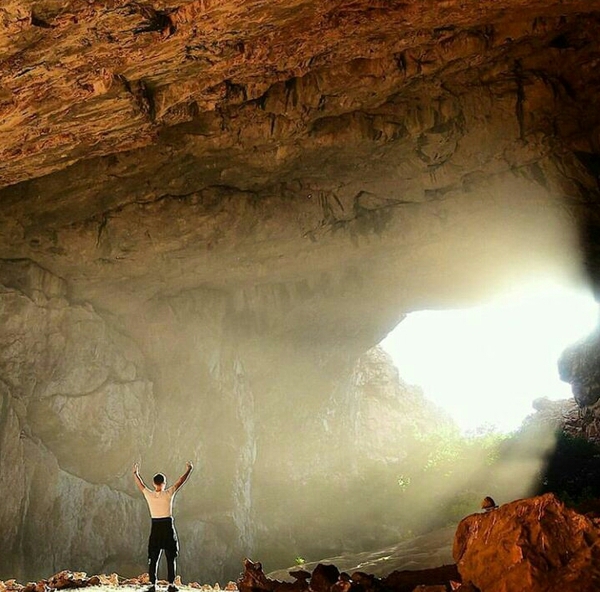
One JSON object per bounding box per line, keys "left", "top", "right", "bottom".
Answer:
{"left": 1, "top": 0, "right": 600, "bottom": 320}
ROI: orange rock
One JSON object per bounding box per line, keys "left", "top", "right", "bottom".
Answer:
{"left": 70, "top": 574, "right": 86, "bottom": 585}
{"left": 47, "top": 571, "right": 75, "bottom": 589}
{"left": 454, "top": 493, "right": 600, "bottom": 592}
{"left": 96, "top": 574, "right": 119, "bottom": 587}
{"left": 310, "top": 564, "right": 339, "bottom": 592}
{"left": 237, "top": 559, "right": 276, "bottom": 592}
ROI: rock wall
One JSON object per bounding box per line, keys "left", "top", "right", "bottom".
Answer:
{"left": 558, "top": 330, "right": 600, "bottom": 442}
{"left": 0, "top": 264, "right": 264, "bottom": 583}
{"left": 528, "top": 396, "right": 600, "bottom": 445}
{"left": 249, "top": 346, "right": 452, "bottom": 567}
{"left": 0, "top": 260, "right": 152, "bottom": 581}
{"left": 0, "top": 259, "right": 452, "bottom": 583}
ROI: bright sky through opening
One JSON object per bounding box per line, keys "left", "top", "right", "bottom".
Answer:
{"left": 381, "top": 282, "right": 598, "bottom": 433}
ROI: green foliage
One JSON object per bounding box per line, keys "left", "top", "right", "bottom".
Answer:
{"left": 406, "top": 423, "right": 600, "bottom": 526}
{"left": 416, "top": 424, "right": 508, "bottom": 473}
{"left": 255, "top": 418, "right": 600, "bottom": 569}
{"left": 393, "top": 424, "right": 511, "bottom": 529}
{"left": 396, "top": 475, "right": 411, "bottom": 490}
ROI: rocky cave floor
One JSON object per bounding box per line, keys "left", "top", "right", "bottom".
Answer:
{"left": 3, "top": 492, "right": 600, "bottom": 592}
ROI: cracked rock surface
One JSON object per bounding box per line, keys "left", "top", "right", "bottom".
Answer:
{"left": 1, "top": 0, "right": 600, "bottom": 314}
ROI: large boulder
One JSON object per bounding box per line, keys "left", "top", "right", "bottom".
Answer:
{"left": 453, "top": 493, "right": 600, "bottom": 592}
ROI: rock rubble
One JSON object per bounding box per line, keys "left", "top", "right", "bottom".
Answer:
{"left": 237, "top": 559, "right": 460, "bottom": 592}
{"left": 0, "top": 572, "right": 239, "bottom": 592}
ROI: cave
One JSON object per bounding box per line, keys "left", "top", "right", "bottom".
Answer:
{"left": 2, "top": 0, "right": 600, "bottom": 587}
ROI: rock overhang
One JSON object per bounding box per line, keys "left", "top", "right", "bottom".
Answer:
{"left": 1, "top": 0, "right": 600, "bottom": 316}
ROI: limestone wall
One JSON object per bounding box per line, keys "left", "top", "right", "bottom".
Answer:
{"left": 0, "top": 261, "right": 151, "bottom": 580}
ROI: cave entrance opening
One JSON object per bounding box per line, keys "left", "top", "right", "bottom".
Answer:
{"left": 381, "top": 280, "right": 598, "bottom": 434}
{"left": 357, "top": 279, "right": 600, "bottom": 536}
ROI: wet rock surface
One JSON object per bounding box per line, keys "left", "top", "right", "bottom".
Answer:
{"left": 267, "top": 528, "right": 455, "bottom": 582}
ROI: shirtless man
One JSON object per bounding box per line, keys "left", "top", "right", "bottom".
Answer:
{"left": 133, "top": 462, "right": 194, "bottom": 592}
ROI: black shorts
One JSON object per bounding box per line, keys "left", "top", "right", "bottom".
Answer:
{"left": 148, "top": 517, "right": 179, "bottom": 557}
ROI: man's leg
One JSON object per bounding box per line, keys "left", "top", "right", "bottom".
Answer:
{"left": 165, "top": 548, "right": 177, "bottom": 587}
{"left": 148, "top": 548, "right": 162, "bottom": 587}
{"left": 166, "top": 519, "right": 179, "bottom": 591}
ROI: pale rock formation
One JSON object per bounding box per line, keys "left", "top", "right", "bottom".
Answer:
{"left": 529, "top": 396, "right": 600, "bottom": 444}
{"left": 0, "top": 261, "right": 152, "bottom": 579}
{"left": 350, "top": 347, "right": 451, "bottom": 464}
{"left": 557, "top": 334, "right": 600, "bottom": 442}
{"left": 1, "top": 258, "right": 450, "bottom": 582}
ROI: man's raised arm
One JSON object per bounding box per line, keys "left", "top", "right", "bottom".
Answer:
{"left": 173, "top": 461, "right": 194, "bottom": 492}
{"left": 133, "top": 463, "right": 149, "bottom": 492}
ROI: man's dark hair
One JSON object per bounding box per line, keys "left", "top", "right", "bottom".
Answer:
{"left": 153, "top": 473, "right": 166, "bottom": 485}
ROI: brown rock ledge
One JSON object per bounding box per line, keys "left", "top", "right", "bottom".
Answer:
{"left": 454, "top": 493, "right": 600, "bottom": 592}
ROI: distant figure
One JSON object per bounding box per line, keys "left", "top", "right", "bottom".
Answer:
{"left": 481, "top": 496, "right": 498, "bottom": 512}
{"left": 133, "top": 462, "right": 194, "bottom": 592}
